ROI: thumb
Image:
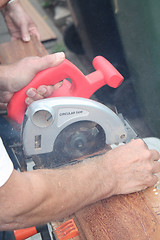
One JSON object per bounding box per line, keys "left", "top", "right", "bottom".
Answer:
{"left": 33, "top": 53, "right": 65, "bottom": 73}
{"left": 7, "top": 53, "right": 65, "bottom": 93}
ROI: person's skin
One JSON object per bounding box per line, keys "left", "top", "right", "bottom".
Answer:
{"left": 0, "top": 53, "right": 65, "bottom": 109}
{"left": 0, "top": 0, "right": 9, "bottom": 9}
{"left": 1, "top": 0, "right": 40, "bottom": 42}
{"left": 0, "top": 0, "right": 57, "bottom": 107}
{"left": 0, "top": 0, "right": 160, "bottom": 232}
{"left": 0, "top": 139, "right": 160, "bottom": 230}
{"left": 0, "top": 53, "right": 160, "bottom": 231}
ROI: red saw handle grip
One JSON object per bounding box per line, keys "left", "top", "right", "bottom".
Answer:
{"left": 7, "top": 56, "right": 124, "bottom": 124}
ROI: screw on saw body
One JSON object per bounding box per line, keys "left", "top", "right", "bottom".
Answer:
{"left": 120, "top": 134, "right": 126, "bottom": 139}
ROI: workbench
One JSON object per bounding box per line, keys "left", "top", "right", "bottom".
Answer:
{"left": 0, "top": 37, "right": 160, "bottom": 240}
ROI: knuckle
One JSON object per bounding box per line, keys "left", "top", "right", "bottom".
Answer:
{"left": 148, "top": 176, "right": 158, "bottom": 187}
{"left": 152, "top": 149, "right": 160, "bottom": 159}
{"left": 143, "top": 175, "right": 154, "bottom": 187}
{"left": 147, "top": 174, "right": 154, "bottom": 182}
{"left": 143, "top": 150, "right": 152, "bottom": 160}
{"left": 136, "top": 139, "right": 145, "bottom": 146}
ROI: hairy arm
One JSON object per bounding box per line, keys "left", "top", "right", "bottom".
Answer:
{"left": 0, "top": 157, "right": 112, "bottom": 230}
{"left": 0, "top": 139, "right": 159, "bottom": 231}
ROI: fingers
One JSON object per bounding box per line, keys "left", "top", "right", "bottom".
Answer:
{"left": 0, "top": 91, "right": 13, "bottom": 104}
{"left": 152, "top": 161, "right": 160, "bottom": 174}
{"left": 0, "top": 90, "right": 13, "bottom": 110}
{"left": 130, "top": 138, "right": 148, "bottom": 149}
{"left": 21, "top": 23, "right": 30, "bottom": 42}
{"left": 25, "top": 82, "right": 63, "bottom": 105}
{"left": 25, "top": 88, "right": 43, "bottom": 105}
{"left": 23, "top": 53, "right": 65, "bottom": 81}
{"left": 5, "top": 52, "right": 65, "bottom": 94}
{"left": 147, "top": 174, "right": 159, "bottom": 188}
{"left": 150, "top": 149, "right": 160, "bottom": 161}
{"left": 108, "top": 138, "right": 160, "bottom": 195}
{"left": 29, "top": 26, "right": 40, "bottom": 42}
{"left": 37, "top": 82, "right": 63, "bottom": 97}
{"left": 25, "top": 52, "right": 65, "bottom": 76}
{"left": 0, "top": 103, "right": 7, "bottom": 110}
{"left": 148, "top": 149, "right": 160, "bottom": 174}
{"left": 21, "top": 23, "right": 40, "bottom": 42}
{"left": 33, "top": 53, "right": 65, "bottom": 72}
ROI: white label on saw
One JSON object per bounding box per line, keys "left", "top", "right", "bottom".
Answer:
{"left": 57, "top": 108, "right": 89, "bottom": 127}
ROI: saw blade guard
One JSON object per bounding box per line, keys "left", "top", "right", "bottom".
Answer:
{"left": 7, "top": 56, "right": 124, "bottom": 124}
{"left": 22, "top": 97, "right": 128, "bottom": 157}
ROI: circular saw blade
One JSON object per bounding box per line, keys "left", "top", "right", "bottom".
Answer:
{"left": 52, "top": 120, "right": 106, "bottom": 166}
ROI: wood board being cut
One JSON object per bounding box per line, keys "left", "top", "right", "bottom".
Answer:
{"left": 1, "top": 37, "right": 160, "bottom": 239}
{"left": 0, "top": 36, "right": 47, "bottom": 64}
{"left": 20, "top": 0, "right": 56, "bottom": 42}
{"left": 51, "top": 180, "right": 160, "bottom": 240}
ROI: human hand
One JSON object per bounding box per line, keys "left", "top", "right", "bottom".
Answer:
{"left": 24, "top": 82, "right": 63, "bottom": 106}
{"left": 2, "top": 0, "right": 40, "bottom": 42}
{"left": 0, "top": 0, "right": 9, "bottom": 9}
{"left": 0, "top": 52, "right": 65, "bottom": 109}
{"left": 100, "top": 139, "right": 160, "bottom": 196}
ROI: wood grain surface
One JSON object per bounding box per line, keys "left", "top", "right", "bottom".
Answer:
{"left": 51, "top": 184, "right": 160, "bottom": 240}
{"left": 1, "top": 37, "right": 160, "bottom": 239}
{"left": 0, "top": 36, "right": 47, "bottom": 64}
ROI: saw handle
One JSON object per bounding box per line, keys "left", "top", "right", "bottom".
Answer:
{"left": 7, "top": 56, "right": 124, "bottom": 124}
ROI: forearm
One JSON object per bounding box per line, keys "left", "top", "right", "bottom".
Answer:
{"left": 1, "top": 139, "right": 159, "bottom": 231}
{"left": 0, "top": 156, "right": 114, "bottom": 231}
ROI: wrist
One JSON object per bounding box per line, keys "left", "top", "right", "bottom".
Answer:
{"left": 94, "top": 152, "right": 118, "bottom": 197}
{"left": 78, "top": 154, "right": 116, "bottom": 203}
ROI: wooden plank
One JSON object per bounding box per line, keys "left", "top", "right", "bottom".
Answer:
{"left": 143, "top": 186, "right": 160, "bottom": 221}
{"left": 0, "top": 36, "right": 48, "bottom": 64}
{"left": 51, "top": 154, "right": 160, "bottom": 240}
{"left": 1, "top": 37, "right": 160, "bottom": 239}
{"left": 20, "top": 0, "right": 56, "bottom": 42}
{"left": 75, "top": 192, "right": 160, "bottom": 240}
{"left": 51, "top": 188, "right": 160, "bottom": 240}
